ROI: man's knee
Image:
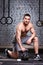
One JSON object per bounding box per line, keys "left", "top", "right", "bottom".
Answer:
{"left": 33, "top": 36, "right": 38, "bottom": 42}
{"left": 26, "top": 39, "right": 32, "bottom": 44}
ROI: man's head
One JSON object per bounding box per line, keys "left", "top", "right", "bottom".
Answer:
{"left": 23, "top": 13, "right": 31, "bottom": 25}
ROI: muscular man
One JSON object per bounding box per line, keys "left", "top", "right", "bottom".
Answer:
{"left": 15, "top": 13, "right": 41, "bottom": 60}
{"left": 5, "top": 13, "right": 41, "bottom": 60}
{"left": 16, "top": 14, "right": 37, "bottom": 51}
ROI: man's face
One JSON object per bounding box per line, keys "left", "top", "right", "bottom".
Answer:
{"left": 23, "top": 16, "right": 30, "bottom": 25}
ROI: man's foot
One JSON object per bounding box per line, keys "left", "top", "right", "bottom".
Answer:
{"left": 34, "top": 54, "right": 42, "bottom": 61}
{"left": 5, "top": 49, "right": 8, "bottom": 55}
{"left": 5, "top": 49, "right": 11, "bottom": 58}
{"left": 5, "top": 49, "right": 19, "bottom": 59}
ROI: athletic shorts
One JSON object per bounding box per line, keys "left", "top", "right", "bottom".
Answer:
{"left": 16, "top": 35, "right": 31, "bottom": 51}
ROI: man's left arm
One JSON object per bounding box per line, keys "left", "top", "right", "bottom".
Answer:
{"left": 30, "top": 25, "right": 36, "bottom": 40}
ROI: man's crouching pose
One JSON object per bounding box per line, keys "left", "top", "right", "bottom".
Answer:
{"left": 5, "top": 13, "right": 41, "bottom": 60}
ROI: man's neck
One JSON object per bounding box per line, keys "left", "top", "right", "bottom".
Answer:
{"left": 23, "top": 22, "right": 29, "bottom": 27}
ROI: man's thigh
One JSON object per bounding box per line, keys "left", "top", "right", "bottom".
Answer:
{"left": 21, "top": 36, "right": 30, "bottom": 44}
{"left": 16, "top": 36, "right": 30, "bottom": 51}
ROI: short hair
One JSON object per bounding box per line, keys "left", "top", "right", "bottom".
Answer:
{"left": 23, "top": 13, "right": 31, "bottom": 18}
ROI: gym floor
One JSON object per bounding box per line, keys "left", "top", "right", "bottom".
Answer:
{"left": 0, "top": 49, "right": 43, "bottom": 65}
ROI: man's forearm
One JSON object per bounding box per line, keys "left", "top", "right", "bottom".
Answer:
{"left": 30, "top": 33, "right": 36, "bottom": 40}
{"left": 16, "top": 37, "right": 23, "bottom": 48}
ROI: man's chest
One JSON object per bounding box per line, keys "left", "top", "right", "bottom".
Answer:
{"left": 21, "top": 26, "right": 30, "bottom": 37}
{"left": 21, "top": 26, "right": 30, "bottom": 32}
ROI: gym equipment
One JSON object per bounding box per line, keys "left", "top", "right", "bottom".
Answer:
{"left": 0, "top": 0, "right": 13, "bottom": 25}
{"left": 19, "top": 50, "right": 29, "bottom": 60}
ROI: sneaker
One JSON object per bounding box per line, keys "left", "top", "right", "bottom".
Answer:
{"left": 5, "top": 49, "right": 8, "bottom": 56}
{"left": 5, "top": 49, "right": 11, "bottom": 58}
{"left": 34, "top": 54, "right": 42, "bottom": 61}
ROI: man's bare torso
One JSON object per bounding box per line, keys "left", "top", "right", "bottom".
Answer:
{"left": 16, "top": 22, "right": 33, "bottom": 37}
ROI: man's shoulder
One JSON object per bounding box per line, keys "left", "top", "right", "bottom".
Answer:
{"left": 18, "top": 22, "right": 22, "bottom": 25}
{"left": 29, "top": 22, "right": 33, "bottom": 26}
{"left": 16, "top": 22, "right": 23, "bottom": 29}
{"left": 29, "top": 22, "right": 34, "bottom": 28}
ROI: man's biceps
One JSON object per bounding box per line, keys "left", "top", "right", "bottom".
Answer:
{"left": 31, "top": 28, "right": 35, "bottom": 33}
{"left": 31, "top": 27, "right": 34, "bottom": 31}
{"left": 17, "top": 31, "right": 20, "bottom": 35}
{"left": 17, "top": 32, "right": 21, "bottom": 37}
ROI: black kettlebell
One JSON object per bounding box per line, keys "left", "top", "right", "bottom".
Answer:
{"left": 21, "top": 50, "right": 29, "bottom": 60}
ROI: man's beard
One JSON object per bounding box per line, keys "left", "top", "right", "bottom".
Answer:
{"left": 23, "top": 21, "right": 29, "bottom": 26}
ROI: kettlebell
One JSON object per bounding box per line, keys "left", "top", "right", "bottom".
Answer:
{"left": 21, "top": 50, "right": 29, "bottom": 60}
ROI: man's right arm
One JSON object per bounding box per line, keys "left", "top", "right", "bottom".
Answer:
{"left": 16, "top": 27, "right": 26, "bottom": 51}
{"left": 16, "top": 27, "right": 23, "bottom": 49}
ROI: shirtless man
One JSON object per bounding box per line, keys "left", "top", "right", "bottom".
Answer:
{"left": 16, "top": 14, "right": 38, "bottom": 51}
{"left": 5, "top": 13, "right": 41, "bottom": 60}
